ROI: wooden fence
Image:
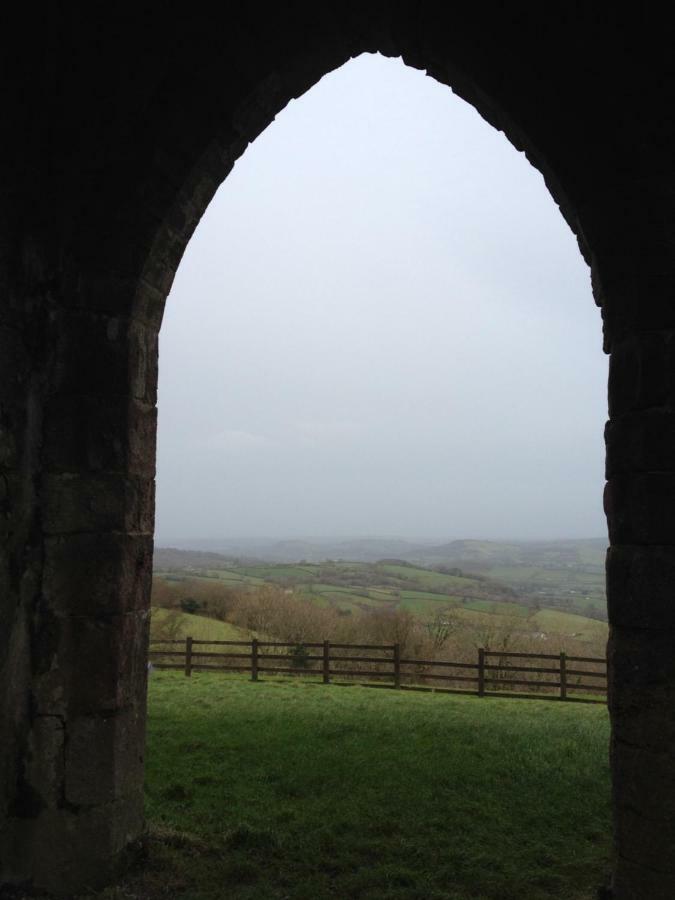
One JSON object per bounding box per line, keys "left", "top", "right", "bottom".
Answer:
{"left": 148, "top": 638, "right": 607, "bottom": 704}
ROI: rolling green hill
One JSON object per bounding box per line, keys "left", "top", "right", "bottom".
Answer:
{"left": 155, "top": 537, "right": 608, "bottom": 617}
{"left": 154, "top": 558, "right": 515, "bottom": 615}
{"left": 153, "top": 546, "right": 608, "bottom": 649}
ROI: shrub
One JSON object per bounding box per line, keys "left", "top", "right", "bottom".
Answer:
{"left": 289, "top": 643, "right": 310, "bottom": 669}
{"left": 180, "top": 597, "right": 200, "bottom": 614}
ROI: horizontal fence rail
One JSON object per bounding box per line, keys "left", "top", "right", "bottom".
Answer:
{"left": 148, "top": 638, "right": 607, "bottom": 704}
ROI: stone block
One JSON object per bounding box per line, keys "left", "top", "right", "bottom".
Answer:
{"left": 8, "top": 796, "right": 145, "bottom": 894}
{"left": 608, "top": 333, "right": 670, "bottom": 418}
{"left": 604, "top": 474, "right": 675, "bottom": 544}
{"left": 65, "top": 706, "right": 146, "bottom": 807}
{"left": 599, "top": 259, "right": 675, "bottom": 339}
{"left": 128, "top": 318, "right": 158, "bottom": 403}
{"left": 0, "top": 471, "right": 26, "bottom": 535}
{"left": 614, "top": 801, "right": 675, "bottom": 876}
{"left": 0, "top": 324, "right": 30, "bottom": 389}
{"left": 41, "top": 472, "right": 155, "bottom": 535}
{"left": 0, "top": 416, "right": 17, "bottom": 470}
{"left": 607, "top": 545, "right": 675, "bottom": 629}
{"left": 31, "top": 666, "right": 67, "bottom": 719}
{"left": 43, "top": 532, "right": 152, "bottom": 617}
{"left": 43, "top": 394, "right": 156, "bottom": 477}
{"left": 49, "top": 310, "right": 134, "bottom": 397}
{"left": 606, "top": 411, "right": 675, "bottom": 478}
{"left": 48, "top": 310, "right": 158, "bottom": 406}
{"left": 58, "top": 611, "right": 149, "bottom": 716}
{"left": 24, "top": 715, "right": 65, "bottom": 810}
{"left": 612, "top": 740, "right": 675, "bottom": 828}
{"left": 66, "top": 268, "right": 165, "bottom": 329}
{"left": 613, "top": 855, "right": 675, "bottom": 900}
{"left": 134, "top": 276, "right": 170, "bottom": 328}
{"left": 28, "top": 611, "right": 151, "bottom": 719}
{"left": 608, "top": 627, "right": 675, "bottom": 754}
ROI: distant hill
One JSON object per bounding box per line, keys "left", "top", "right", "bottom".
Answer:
{"left": 156, "top": 536, "right": 606, "bottom": 568}
{"left": 154, "top": 547, "right": 250, "bottom": 570}
{"left": 157, "top": 537, "right": 434, "bottom": 564}
{"left": 413, "top": 538, "right": 607, "bottom": 568}
{"left": 154, "top": 537, "right": 607, "bottom": 617}
{"left": 407, "top": 539, "right": 607, "bottom": 616}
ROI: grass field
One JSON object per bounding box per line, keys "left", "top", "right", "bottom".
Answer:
{"left": 151, "top": 608, "right": 250, "bottom": 642}
{"left": 88, "top": 672, "right": 611, "bottom": 900}
{"left": 152, "top": 597, "right": 608, "bottom": 655}
{"left": 376, "top": 563, "right": 480, "bottom": 592}
{"left": 470, "top": 565, "right": 606, "bottom": 612}
{"left": 461, "top": 599, "right": 529, "bottom": 615}
{"left": 532, "top": 609, "right": 608, "bottom": 641}
{"left": 155, "top": 551, "right": 608, "bottom": 635}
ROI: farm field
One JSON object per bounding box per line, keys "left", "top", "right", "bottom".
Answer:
{"left": 532, "top": 608, "right": 608, "bottom": 641}
{"left": 153, "top": 570, "right": 608, "bottom": 653}
{"left": 155, "top": 554, "right": 606, "bottom": 623}
{"left": 83, "top": 672, "right": 611, "bottom": 900}
{"left": 449, "top": 606, "right": 608, "bottom": 642}
{"left": 153, "top": 560, "right": 517, "bottom": 619}
{"left": 466, "top": 564, "right": 606, "bottom": 613}
{"left": 155, "top": 538, "right": 608, "bottom": 616}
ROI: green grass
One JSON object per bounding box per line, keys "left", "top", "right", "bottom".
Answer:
{"left": 443, "top": 605, "right": 608, "bottom": 645}
{"left": 310, "top": 583, "right": 375, "bottom": 599}
{"left": 532, "top": 609, "right": 608, "bottom": 641}
{"left": 377, "top": 564, "right": 479, "bottom": 592}
{"left": 401, "top": 589, "right": 459, "bottom": 602}
{"left": 154, "top": 552, "right": 608, "bottom": 635}
{"left": 152, "top": 596, "right": 607, "bottom": 651}
{"left": 151, "top": 608, "right": 250, "bottom": 642}
{"left": 236, "top": 564, "right": 318, "bottom": 581}
{"left": 91, "top": 671, "right": 611, "bottom": 900}
{"left": 474, "top": 565, "right": 606, "bottom": 611}
{"left": 462, "top": 599, "right": 529, "bottom": 615}
{"left": 398, "top": 594, "right": 461, "bottom": 616}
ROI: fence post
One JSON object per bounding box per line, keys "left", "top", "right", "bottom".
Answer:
{"left": 185, "top": 636, "right": 193, "bottom": 678}
{"left": 393, "top": 643, "right": 401, "bottom": 689}
{"left": 251, "top": 638, "right": 259, "bottom": 682}
{"left": 323, "top": 640, "right": 330, "bottom": 684}
{"left": 560, "top": 651, "right": 567, "bottom": 701}
{"left": 478, "top": 647, "right": 485, "bottom": 696}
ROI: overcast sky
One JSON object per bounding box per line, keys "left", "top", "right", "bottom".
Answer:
{"left": 155, "top": 53, "right": 607, "bottom": 544}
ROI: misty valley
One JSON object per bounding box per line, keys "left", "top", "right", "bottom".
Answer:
{"left": 151, "top": 537, "right": 608, "bottom": 665}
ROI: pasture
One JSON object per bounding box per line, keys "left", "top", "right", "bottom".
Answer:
{"left": 153, "top": 556, "right": 609, "bottom": 647}
{"left": 151, "top": 607, "right": 249, "bottom": 642}
{"left": 92, "top": 672, "right": 610, "bottom": 899}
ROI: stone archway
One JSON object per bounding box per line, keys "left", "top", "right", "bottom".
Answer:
{"left": 1, "top": 6, "right": 674, "bottom": 897}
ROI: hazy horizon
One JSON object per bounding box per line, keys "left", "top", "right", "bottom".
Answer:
{"left": 155, "top": 54, "right": 607, "bottom": 545}
{"left": 157, "top": 532, "right": 608, "bottom": 548}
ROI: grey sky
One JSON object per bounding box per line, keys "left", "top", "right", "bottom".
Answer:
{"left": 155, "top": 54, "right": 607, "bottom": 544}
